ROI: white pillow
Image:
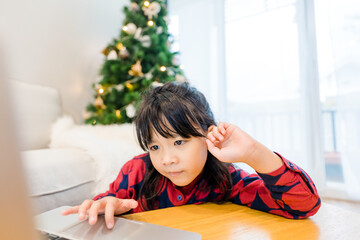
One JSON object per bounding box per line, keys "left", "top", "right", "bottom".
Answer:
{"left": 9, "top": 81, "right": 62, "bottom": 150}
{"left": 50, "top": 116, "right": 145, "bottom": 194}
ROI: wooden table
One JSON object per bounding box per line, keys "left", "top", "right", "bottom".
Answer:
{"left": 122, "top": 202, "right": 360, "bottom": 240}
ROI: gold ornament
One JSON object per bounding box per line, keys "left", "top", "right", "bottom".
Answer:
{"left": 126, "top": 82, "right": 134, "bottom": 90}
{"left": 116, "top": 43, "right": 124, "bottom": 50}
{"left": 101, "top": 46, "right": 111, "bottom": 56}
{"left": 94, "top": 96, "right": 106, "bottom": 109}
{"left": 115, "top": 110, "right": 121, "bottom": 118}
{"left": 128, "top": 60, "right": 144, "bottom": 77}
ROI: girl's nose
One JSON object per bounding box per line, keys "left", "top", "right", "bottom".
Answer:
{"left": 162, "top": 151, "right": 178, "bottom": 165}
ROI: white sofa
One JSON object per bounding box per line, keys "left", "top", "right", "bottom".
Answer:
{"left": 10, "top": 81, "right": 143, "bottom": 214}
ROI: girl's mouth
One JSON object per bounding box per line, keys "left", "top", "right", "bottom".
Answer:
{"left": 168, "top": 171, "right": 183, "bottom": 177}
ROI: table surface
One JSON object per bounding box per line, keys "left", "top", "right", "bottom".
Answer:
{"left": 122, "top": 202, "right": 360, "bottom": 240}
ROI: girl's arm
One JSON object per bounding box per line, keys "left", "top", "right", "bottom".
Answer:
{"left": 206, "top": 122, "right": 321, "bottom": 219}
{"left": 206, "top": 122, "right": 283, "bottom": 173}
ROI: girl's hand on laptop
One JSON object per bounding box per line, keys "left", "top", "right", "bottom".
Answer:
{"left": 61, "top": 197, "right": 138, "bottom": 229}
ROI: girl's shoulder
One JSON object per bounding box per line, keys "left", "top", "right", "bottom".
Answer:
{"left": 121, "top": 152, "right": 150, "bottom": 175}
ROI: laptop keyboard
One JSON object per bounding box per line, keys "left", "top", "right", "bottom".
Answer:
{"left": 38, "top": 231, "right": 69, "bottom": 240}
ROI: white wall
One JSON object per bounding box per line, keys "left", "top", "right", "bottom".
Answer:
{"left": 0, "top": 0, "right": 127, "bottom": 123}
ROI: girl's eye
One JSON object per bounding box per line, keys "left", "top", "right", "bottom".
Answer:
{"left": 174, "top": 140, "right": 185, "bottom": 146}
{"left": 149, "top": 145, "right": 159, "bottom": 151}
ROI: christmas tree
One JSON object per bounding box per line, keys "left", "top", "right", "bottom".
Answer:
{"left": 84, "top": 0, "right": 186, "bottom": 125}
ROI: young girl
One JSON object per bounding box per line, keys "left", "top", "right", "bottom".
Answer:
{"left": 62, "top": 82, "right": 321, "bottom": 229}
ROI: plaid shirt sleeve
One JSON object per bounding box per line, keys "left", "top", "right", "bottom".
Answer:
{"left": 230, "top": 153, "right": 321, "bottom": 219}
{"left": 93, "top": 154, "right": 147, "bottom": 203}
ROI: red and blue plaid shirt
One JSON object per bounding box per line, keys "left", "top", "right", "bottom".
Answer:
{"left": 94, "top": 153, "right": 321, "bottom": 219}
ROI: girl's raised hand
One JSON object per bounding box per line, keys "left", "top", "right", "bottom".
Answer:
{"left": 61, "top": 197, "right": 138, "bottom": 229}
{"left": 206, "top": 122, "right": 258, "bottom": 164}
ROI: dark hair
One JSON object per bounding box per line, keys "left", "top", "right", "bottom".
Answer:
{"left": 135, "top": 82, "right": 233, "bottom": 210}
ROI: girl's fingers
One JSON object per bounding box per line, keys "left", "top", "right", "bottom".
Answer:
{"left": 78, "top": 200, "right": 94, "bottom": 220}
{"left": 104, "top": 202, "right": 116, "bottom": 229}
{"left": 206, "top": 139, "right": 221, "bottom": 158}
{"left": 217, "top": 122, "right": 227, "bottom": 135}
{"left": 206, "top": 139, "right": 215, "bottom": 150}
{"left": 207, "top": 132, "right": 216, "bottom": 142}
{"left": 207, "top": 125, "right": 215, "bottom": 132}
{"left": 61, "top": 197, "right": 139, "bottom": 230}
{"left": 88, "top": 200, "right": 103, "bottom": 225}
{"left": 120, "top": 199, "right": 138, "bottom": 210}
{"left": 61, "top": 206, "right": 80, "bottom": 216}
{"left": 210, "top": 126, "right": 224, "bottom": 141}
{"left": 105, "top": 199, "right": 138, "bottom": 229}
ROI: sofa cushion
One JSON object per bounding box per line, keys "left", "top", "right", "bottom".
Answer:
{"left": 21, "top": 148, "right": 95, "bottom": 197}
{"left": 10, "top": 80, "right": 62, "bottom": 150}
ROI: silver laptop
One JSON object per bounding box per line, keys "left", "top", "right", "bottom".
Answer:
{"left": 35, "top": 206, "right": 201, "bottom": 240}
{"left": 0, "top": 73, "right": 201, "bottom": 239}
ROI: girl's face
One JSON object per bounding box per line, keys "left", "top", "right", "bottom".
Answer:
{"left": 148, "top": 127, "right": 208, "bottom": 187}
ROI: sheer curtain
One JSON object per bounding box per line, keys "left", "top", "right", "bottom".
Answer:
{"left": 223, "top": 0, "right": 320, "bottom": 175}
{"left": 315, "top": 0, "right": 360, "bottom": 200}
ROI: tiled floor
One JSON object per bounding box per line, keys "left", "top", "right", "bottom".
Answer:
{"left": 322, "top": 197, "right": 360, "bottom": 213}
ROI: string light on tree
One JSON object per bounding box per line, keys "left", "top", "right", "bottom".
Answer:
{"left": 147, "top": 20, "right": 154, "bottom": 27}
{"left": 97, "top": 87, "right": 104, "bottom": 95}
{"left": 160, "top": 66, "right": 167, "bottom": 72}
{"left": 143, "top": 1, "right": 150, "bottom": 7}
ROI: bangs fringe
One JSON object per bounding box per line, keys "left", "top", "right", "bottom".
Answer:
{"left": 137, "top": 99, "right": 205, "bottom": 151}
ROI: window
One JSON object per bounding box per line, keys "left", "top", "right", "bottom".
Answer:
{"left": 224, "top": 0, "right": 309, "bottom": 174}
{"left": 168, "top": 0, "right": 360, "bottom": 200}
